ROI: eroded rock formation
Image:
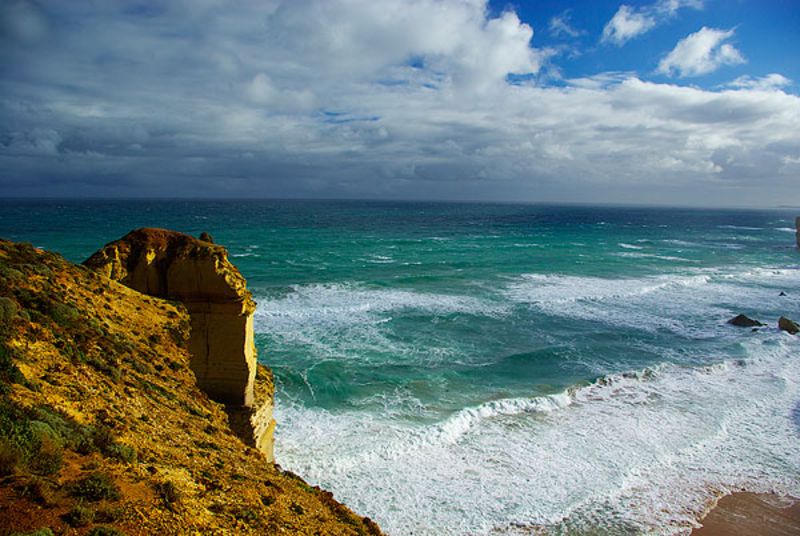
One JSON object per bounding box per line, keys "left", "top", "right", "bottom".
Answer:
{"left": 84, "top": 228, "right": 275, "bottom": 460}
{"left": 796, "top": 216, "right": 800, "bottom": 248}
{"left": 778, "top": 316, "right": 799, "bottom": 335}
{"left": 727, "top": 314, "right": 764, "bottom": 327}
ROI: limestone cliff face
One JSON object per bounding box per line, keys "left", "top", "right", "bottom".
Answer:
{"left": 0, "top": 238, "right": 382, "bottom": 535}
{"left": 84, "top": 228, "right": 274, "bottom": 460}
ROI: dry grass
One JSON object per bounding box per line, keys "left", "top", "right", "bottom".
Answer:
{"left": 0, "top": 239, "right": 382, "bottom": 535}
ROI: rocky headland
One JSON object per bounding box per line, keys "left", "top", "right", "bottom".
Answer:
{"left": 0, "top": 232, "right": 382, "bottom": 535}
{"left": 83, "top": 228, "right": 275, "bottom": 460}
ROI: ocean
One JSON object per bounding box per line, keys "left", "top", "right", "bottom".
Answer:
{"left": 1, "top": 199, "right": 798, "bottom": 535}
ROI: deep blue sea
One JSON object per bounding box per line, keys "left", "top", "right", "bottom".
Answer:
{"left": 2, "top": 200, "right": 799, "bottom": 535}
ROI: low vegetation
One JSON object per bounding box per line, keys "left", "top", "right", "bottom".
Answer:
{"left": 0, "top": 239, "right": 381, "bottom": 535}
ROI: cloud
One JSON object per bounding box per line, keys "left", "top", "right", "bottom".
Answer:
{"left": 601, "top": 0, "right": 703, "bottom": 46}
{"left": 0, "top": 0, "right": 798, "bottom": 206}
{"left": 0, "top": 128, "right": 61, "bottom": 156}
{"left": 0, "top": 1, "right": 49, "bottom": 45}
{"left": 658, "top": 27, "right": 745, "bottom": 77}
{"left": 728, "top": 73, "right": 791, "bottom": 91}
{"left": 549, "top": 10, "right": 582, "bottom": 38}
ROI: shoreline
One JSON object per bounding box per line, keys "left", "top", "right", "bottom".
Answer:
{"left": 692, "top": 492, "right": 800, "bottom": 535}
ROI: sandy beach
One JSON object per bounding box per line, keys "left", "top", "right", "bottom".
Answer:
{"left": 692, "top": 493, "right": 800, "bottom": 536}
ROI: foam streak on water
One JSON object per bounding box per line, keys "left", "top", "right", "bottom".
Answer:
{"left": 264, "top": 263, "right": 800, "bottom": 535}
{"left": 3, "top": 200, "right": 799, "bottom": 536}
{"left": 275, "top": 339, "right": 799, "bottom": 535}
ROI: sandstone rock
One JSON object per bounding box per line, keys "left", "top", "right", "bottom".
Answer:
{"left": 727, "top": 314, "right": 764, "bottom": 328}
{"left": 778, "top": 316, "right": 799, "bottom": 335}
{"left": 199, "top": 231, "right": 214, "bottom": 243}
{"left": 84, "top": 228, "right": 275, "bottom": 460}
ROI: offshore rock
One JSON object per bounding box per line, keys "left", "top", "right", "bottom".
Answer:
{"left": 84, "top": 228, "right": 275, "bottom": 460}
{"left": 778, "top": 316, "right": 799, "bottom": 335}
{"left": 727, "top": 314, "right": 764, "bottom": 328}
{"left": 796, "top": 216, "right": 800, "bottom": 248}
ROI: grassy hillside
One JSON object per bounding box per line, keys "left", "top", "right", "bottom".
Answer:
{"left": 0, "top": 239, "right": 381, "bottom": 536}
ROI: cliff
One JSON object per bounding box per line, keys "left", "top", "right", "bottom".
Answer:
{"left": 0, "top": 238, "right": 382, "bottom": 535}
{"left": 83, "top": 229, "right": 273, "bottom": 461}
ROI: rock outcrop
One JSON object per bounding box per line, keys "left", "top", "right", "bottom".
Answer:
{"left": 796, "top": 216, "right": 800, "bottom": 248}
{"left": 778, "top": 316, "right": 799, "bottom": 335}
{"left": 727, "top": 314, "right": 764, "bottom": 328}
{"left": 84, "top": 228, "right": 274, "bottom": 459}
{"left": 0, "top": 238, "right": 382, "bottom": 535}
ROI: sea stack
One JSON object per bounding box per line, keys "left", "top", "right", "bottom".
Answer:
{"left": 796, "top": 216, "right": 800, "bottom": 247}
{"left": 84, "top": 228, "right": 275, "bottom": 459}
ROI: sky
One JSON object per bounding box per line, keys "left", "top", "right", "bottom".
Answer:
{"left": 1, "top": 0, "right": 799, "bottom": 207}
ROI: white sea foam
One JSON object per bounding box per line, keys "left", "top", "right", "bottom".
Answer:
{"left": 256, "top": 283, "right": 506, "bottom": 328}
{"left": 716, "top": 225, "right": 764, "bottom": 231}
{"left": 503, "top": 267, "right": 800, "bottom": 337}
{"left": 275, "top": 338, "right": 800, "bottom": 535}
{"left": 253, "top": 283, "right": 508, "bottom": 363}
{"left": 775, "top": 227, "right": 796, "bottom": 233}
{"left": 618, "top": 242, "right": 644, "bottom": 250}
{"left": 614, "top": 252, "right": 696, "bottom": 262}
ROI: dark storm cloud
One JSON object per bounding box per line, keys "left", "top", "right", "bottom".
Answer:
{"left": 0, "top": 0, "right": 798, "bottom": 206}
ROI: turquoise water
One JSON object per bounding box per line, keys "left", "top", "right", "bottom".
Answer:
{"left": 2, "top": 200, "right": 799, "bottom": 534}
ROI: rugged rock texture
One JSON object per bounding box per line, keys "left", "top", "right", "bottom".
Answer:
{"left": 83, "top": 228, "right": 273, "bottom": 460}
{"left": 778, "top": 316, "right": 799, "bottom": 335}
{"left": 727, "top": 314, "right": 764, "bottom": 328}
{"left": 0, "top": 238, "right": 382, "bottom": 535}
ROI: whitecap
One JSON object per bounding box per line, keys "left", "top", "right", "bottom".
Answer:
{"left": 275, "top": 339, "right": 800, "bottom": 536}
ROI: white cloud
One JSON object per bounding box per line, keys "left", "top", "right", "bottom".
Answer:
{"left": 602, "top": 5, "right": 656, "bottom": 46}
{"left": 602, "top": 0, "right": 703, "bottom": 46}
{"left": 658, "top": 27, "right": 745, "bottom": 77}
{"left": 549, "top": 10, "right": 582, "bottom": 38}
{"left": 1, "top": 0, "right": 799, "bottom": 206}
{"left": 259, "top": 0, "right": 541, "bottom": 93}
{"left": 728, "top": 73, "right": 791, "bottom": 91}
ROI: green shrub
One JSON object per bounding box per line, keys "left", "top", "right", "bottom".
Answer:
{"left": 87, "top": 357, "right": 122, "bottom": 382}
{"left": 28, "top": 433, "right": 63, "bottom": 476}
{"left": 64, "top": 503, "right": 95, "bottom": 527}
{"left": 69, "top": 472, "right": 121, "bottom": 502}
{"left": 0, "top": 345, "right": 25, "bottom": 389}
{"left": 8, "top": 529, "right": 54, "bottom": 536}
{"left": 50, "top": 303, "right": 81, "bottom": 329}
{"left": 0, "top": 296, "right": 17, "bottom": 325}
{"left": 0, "top": 400, "right": 33, "bottom": 469}
{"left": 106, "top": 443, "right": 137, "bottom": 464}
{"left": 0, "top": 438, "right": 20, "bottom": 475}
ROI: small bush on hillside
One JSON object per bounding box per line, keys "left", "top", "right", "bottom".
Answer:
{"left": 9, "top": 529, "right": 54, "bottom": 536}
{"left": 69, "top": 472, "right": 121, "bottom": 502}
{"left": 64, "top": 503, "right": 95, "bottom": 527}
{"left": 0, "top": 345, "right": 25, "bottom": 390}
{"left": 106, "top": 443, "right": 137, "bottom": 464}
{"left": 28, "top": 434, "right": 63, "bottom": 476}
{"left": 17, "top": 477, "right": 55, "bottom": 506}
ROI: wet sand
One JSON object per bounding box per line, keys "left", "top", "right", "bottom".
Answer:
{"left": 692, "top": 493, "right": 800, "bottom": 536}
